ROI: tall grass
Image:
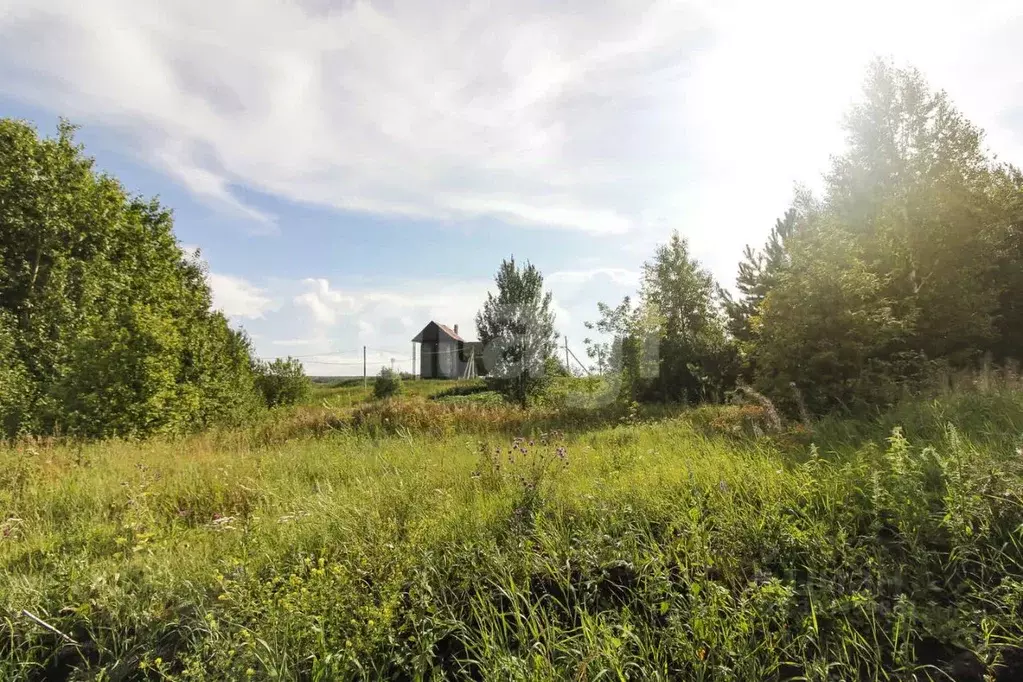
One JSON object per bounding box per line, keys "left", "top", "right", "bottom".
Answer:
{"left": 2, "top": 388, "right": 1023, "bottom": 680}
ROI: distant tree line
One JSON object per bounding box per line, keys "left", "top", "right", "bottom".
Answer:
{"left": 586, "top": 60, "right": 1023, "bottom": 415}
{"left": 0, "top": 120, "right": 308, "bottom": 439}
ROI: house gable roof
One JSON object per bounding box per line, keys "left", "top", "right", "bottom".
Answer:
{"left": 437, "top": 324, "right": 464, "bottom": 341}
{"left": 411, "top": 321, "right": 465, "bottom": 343}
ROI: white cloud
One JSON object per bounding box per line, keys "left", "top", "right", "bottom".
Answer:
{"left": 207, "top": 273, "right": 274, "bottom": 319}
{"left": 270, "top": 338, "right": 321, "bottom": 347}
{"left": 2, "top": 0, "right": 1020, "bottom": 289}
{"left": 548, "top": 268, "right": 641, "bottom": 288}
{"left": 0, "top": 0, "right": 713, "bottom": 234}
{"left": 293, "top": 278, "right": 358, "bottom": 326}
{"left": 155, "top": 142, "right": 277, "bottom": 229}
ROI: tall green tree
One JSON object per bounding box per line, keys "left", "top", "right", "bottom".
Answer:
{"left": 827, "top": 60, "right": 1004, "bottom": 362}
{"left": 476, "top": 257, "right": 557, "bottom": 407}
{"left": 641, "top": 231, "right": 736, "bottom": 402}
{"left": 583, "top": 296, "right": 656, "bottom": 404}
{"left": 587, "top": 232, "right": 735, "bottom": 405}
{"left": 990, "top": 164, "right": 1023, "bottom": 361}
{"left": 751, "top": 60, "right": 1022, "bottom": 412}
{"left": 752, "top": 221, "right": 914, "bottom": 413}
{"left": 721, "top": 207, "right": 800, "bottom": 380}
{"left": 0, "top": 119, "right": 261, "bottom": 438}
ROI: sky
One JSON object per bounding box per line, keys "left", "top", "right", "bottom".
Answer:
{"left": 1, "top": 0, "right": 1021, "bottom": 375}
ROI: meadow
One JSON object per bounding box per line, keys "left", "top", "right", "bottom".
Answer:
{"left": 3, "top": 378, "right": 1023, "bottom": 681}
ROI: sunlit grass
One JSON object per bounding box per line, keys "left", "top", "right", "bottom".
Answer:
{"left": 2, "top": 389, "right": 1023, "bottom": 679}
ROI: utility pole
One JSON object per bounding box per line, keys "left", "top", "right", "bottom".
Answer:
{"left": 564, "top": 336, "right": 570, "bottom": 373}
{"left": 363, "top": 346, "right": 367, "bottom": 387}
{"left": 597, "top": 347, "right": 603, "bottom": 375}
{"left": 567, "top": 346, "right": 591, "bottom": 376}
{"left": 519, "top": 336, "right": 526, "bottom": 407}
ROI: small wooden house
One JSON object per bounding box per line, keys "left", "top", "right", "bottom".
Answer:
{"left": 412, "top": 322, "right": 484, "bottom": 379}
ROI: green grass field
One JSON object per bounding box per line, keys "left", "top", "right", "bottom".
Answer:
{"left": 3, "top": 381, "right": 1023, "bottom": 680}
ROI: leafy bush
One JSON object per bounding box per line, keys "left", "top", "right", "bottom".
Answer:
{"left": 0, "top": 312, "right": 33, "bottom": 438}
{"left": 352, "top": 395, "right": 493, "bottom": 436}
{"left": 254, "top": 357, "right": 310, "bottom": 407}
{"left": 373, "top": 367, "right": 404, "bottom": 399}
{"left": 432, "top": 390, "right": 505, "bottom": 406}
{"left": 428, "top": 380, "right": 488, "bottom": 400}
{"left": 0, "top": 119, "right": 262, "bottom": 438}
{"left": 544, "top": 356, "right": 572, "bottom": 378}
{"left": 734, "top": 62, "right": 1023, "bottom": 415}
{"left": 5, "top": 390, "right": 1023, "bottom": 680}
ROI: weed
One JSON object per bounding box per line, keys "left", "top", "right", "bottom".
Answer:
{"left": 2, "top": 388, "right": 1023, "bottom": 679}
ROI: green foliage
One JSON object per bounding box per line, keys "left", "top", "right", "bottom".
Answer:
{"left": 544, "top": 355, "right": 571, "bottom": 378}
{"left": 0, "top": 118, "right": 262, "bottom": 438}
{"left": 745, "top": 60, "right": 1023, "bottom": 414}
{"left": 476, "top": 256, "right": 558, "bottom": 407}
{"left": 721, "top": 207, "right": 799, "bottom": 380}
{"left": 753, "top": 221, "right": 916, "bottom": 413}
{"left": 587, "top": 232, "right": 737, "bottom": 405}
{"left": 990, "top": 165, "right": 1023, "bottom": 360}
{"left": 642, "top": 232, "right": 737, "bottom": 402}
{"left": 254, "top": 357, "right": 311, "bottom": 407}
{"left": 585, "top": 296, "right": 650, "bottom": 405}
{"left": 373, "top": 366, "right": 404, "bottom": 399}
{"left": 4, "top": 389, "right": 1023, "bottom": 680}
{"left": 0, "top": 311, "right": 33, "bottom": 437}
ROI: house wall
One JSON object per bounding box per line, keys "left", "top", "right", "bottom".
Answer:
{"left": 437, "top": 339, "right": 460, "bottom": 379}
{"left": 420, "top": 342, "right": 437, "bottom": 378}
{"left": 415, "top": 323, "right": 476, "bottom": 379}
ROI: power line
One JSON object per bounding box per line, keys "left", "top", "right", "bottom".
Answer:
{"left": 256, "top": 350, "right": 361, "bottom": 360}
{"left": 260, "top": 348, "right": 415, "bottom": 362}
{"left": 366, "top": 347, "right": 407, "bottom": 356}
{"left": 297, "top": 360, "right": 365, "bottom": 366}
